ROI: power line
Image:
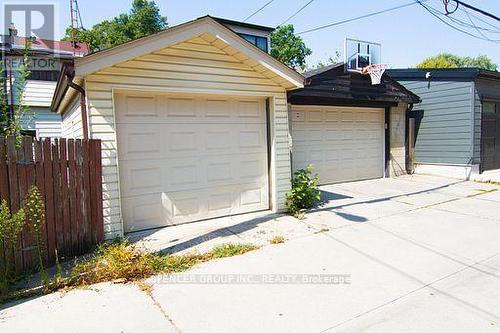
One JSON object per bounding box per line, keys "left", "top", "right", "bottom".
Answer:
{"left": 279, "top": 0, "right": 315, "bottom": 26}
{"left": 415, "top": 0, "right": 499, "bottom": 43}
{"left": 453, "top": 0, "right": 500, "bottom": 22}
{"left": 436, "top": 4, "right": 500, "bottom": 34}
{"left": 418, "top": 0, "right": 499, "bottom": 41}
{"left": 243, "top": 0, "right": 275, "bottom": 22}
{"left": 449, "top": 8, "right": 500, "bottom": 35}
{"left": 296, "top": 1, "right": 419, "bottom": 35}
{"left": 459, "top": 6, "right": 500, "bottom": 31}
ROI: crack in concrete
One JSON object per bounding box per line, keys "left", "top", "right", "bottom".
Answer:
{"left": 136, "top": 282, "right": 183, "bottom": 333}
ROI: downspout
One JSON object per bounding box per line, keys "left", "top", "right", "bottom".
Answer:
{"left": 65, "top": 71, "right": 89, "bottom": 140}
{"left": 405, "top": 103, "right": 414, "bottom": 174}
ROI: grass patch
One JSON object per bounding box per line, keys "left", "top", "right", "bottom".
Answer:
{"left": 204, "top": 243, "right": 259, "bottom": 259}
{"left": 2, "top": 241, "right": 259, "bottom": 303}
{"left": 72, "top": 242, "right": 258, "bottom": 286}
{"left": 270, "top": 235, "right": 285, "bottom": 244}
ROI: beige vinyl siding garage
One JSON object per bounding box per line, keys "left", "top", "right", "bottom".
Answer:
{"left": 291, "top": 105, "right": 385, "bottom": 184}
{"left": 84, "top": 35, "right": 293, "bottom": 238}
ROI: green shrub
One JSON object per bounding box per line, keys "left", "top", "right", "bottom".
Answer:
{"left": 24, "top": 186, "right": 48, "bottom": 284}
{"left": 0, "top": 200, "right": 26, "bottom": 292}
{"left": 286, "top": 164, "right": 321, "bottom": 218}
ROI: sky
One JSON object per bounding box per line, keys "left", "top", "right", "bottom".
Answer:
{"left": 1, "top": 0, "right": 499, "bottom": 68}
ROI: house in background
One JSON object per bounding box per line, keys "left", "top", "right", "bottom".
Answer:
{"left": 388, "top": 68, "right": 500, "bottom": 180}
{"left": 51, "top": 15, "right": 303, "bottom": 239}
{"left": 288, "top": 64, "right": 420, "bottom": 184}
{"left": 0, "top": 23, "right": 89, "bottom": 138}
{"left": 212, "top": 17, "right": 273, "bottom": 53}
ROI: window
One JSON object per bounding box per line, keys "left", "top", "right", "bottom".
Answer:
{"left": 238, "top": 33, "right": 268, "bottom": 52}
{"left": 483, "top": 101, "right": 497, "bottom": 114}
{"left": 28, "top": 70, "right": 60, "bottom": 81}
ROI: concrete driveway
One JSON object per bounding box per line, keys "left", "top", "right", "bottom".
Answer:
{"left": 2, "top": 175, "right": 500, "bottom": 332}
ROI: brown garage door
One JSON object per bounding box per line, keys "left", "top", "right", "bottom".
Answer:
{"left": 481, "top": 101, "right": 500, "bottom": 172}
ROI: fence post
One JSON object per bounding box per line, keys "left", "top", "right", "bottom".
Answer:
{"left": 42, "top": 138, "right": 56, "bottom": 264}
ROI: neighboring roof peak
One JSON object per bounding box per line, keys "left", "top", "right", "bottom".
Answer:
{"left": 203, "top": 15, "right": 275, "bottom": 32}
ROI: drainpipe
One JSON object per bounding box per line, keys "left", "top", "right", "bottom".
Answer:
{"left": 405, "top": 103, "right": 415, "bottom": 174}
{"left": 65, "top": 71, "right": 89, "bottom": 140}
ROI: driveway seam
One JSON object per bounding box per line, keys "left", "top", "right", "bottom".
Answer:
{"left": 319, "top": 250, "right": 500, "bottom": 332}
{"left": 141, "top": 284, "right": 183, "bottom": 333}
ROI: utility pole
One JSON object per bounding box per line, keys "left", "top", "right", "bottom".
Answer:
{"left": 69, "top": 0, "right": 84, "bottom": 53}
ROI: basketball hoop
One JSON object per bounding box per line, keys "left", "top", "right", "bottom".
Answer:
{"left": 362, "top": 64, "right": 387, "bottom": 85}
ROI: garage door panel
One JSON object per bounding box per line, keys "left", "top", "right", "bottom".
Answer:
{"left": 292, "top": 105, "right": 383, "bottom": 185}
{"left": 120, "top": 151, "right": 267, "bottom": 196}
{"left": 121, "top": 193, "right": 164, "bottom": 231}
{"left": 116, "top": 92, "right": 269, "bottom": 232}
{"left": 161, "top": 182, "right": 268, "bottom": 226}
{"left": 117, "top": 124, "right": 163, "bottom": 160}
{"left": 118, "top": 125, "right": 266, "bottom": 161}
{"left": 116, "top": 94, "right": 266, "bottom": 124}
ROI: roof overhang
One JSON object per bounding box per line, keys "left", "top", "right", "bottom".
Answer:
{"left": 51, "top": 61, "right": 84, "bottom": 114}
{"left": 289, "top": 63, "right": 421, "bottom": 105}
{"left": 387, "top": 68, "right": 500, "bottom": 82}
{"left": 73, "top": 16, "right": 303, "bottom": 88}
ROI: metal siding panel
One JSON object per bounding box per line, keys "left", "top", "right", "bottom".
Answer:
{"left": 398, "top": 80, "right": 474, "bottom": 165}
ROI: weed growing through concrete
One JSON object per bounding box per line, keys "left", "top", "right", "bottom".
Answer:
{"left": 72, "top": 242, "right": 259, "bottom": 286}
{"left": 2, "top": 241, "right": 260, "bottom": 303}
{"left": 270, "top": 235, "right": 285, "bottom": 244}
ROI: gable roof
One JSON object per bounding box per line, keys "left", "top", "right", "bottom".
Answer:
{"left": 288, "top": 63, "right": 420, "bottom": 106}
{"left": 73, "top": 15, "right": 303, "bottom": 89}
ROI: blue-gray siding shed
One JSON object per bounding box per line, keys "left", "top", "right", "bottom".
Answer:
{"left": 396, "top": 80, "right": 475, "bottom": 165}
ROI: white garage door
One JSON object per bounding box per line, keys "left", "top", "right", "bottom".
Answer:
{"left": 116, "top": 92, "right": 269, "bottom": 232}
{"left": 291, "top": 105, "right": 384, "bottom": 185}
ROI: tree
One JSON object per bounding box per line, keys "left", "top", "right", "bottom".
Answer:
{"left": 270, "top": 24, "right": 312, "bottom": 69}
{"left": 416, "top": 53, "right": 497, "bottom": 71}
{"left": 64, "top": 0, "right": 167, "bottom": 52}
{"left": 311, "top": 50, "right": 342, "bottom": 70}
{"left": 0, "top": 41, "right": 32, "bottom": 145}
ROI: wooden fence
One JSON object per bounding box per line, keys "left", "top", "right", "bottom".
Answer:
{"left": 0, "top": 136, "right": 103, "bottom": 274}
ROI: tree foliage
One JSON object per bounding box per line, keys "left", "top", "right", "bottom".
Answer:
{"left": 0, "top": 41, "right": 32, "bottom": 145}
{"left": 63, "top": 0, "right": 167, "bottom": 52}
{"left": 416, "top": 53, "right": 497, "bottom": 71}
{"left": 311, "top": 50, "right": 342, "bottom": 70}
{"left": 270, "top": 24, "right": 312, "bottom": 69}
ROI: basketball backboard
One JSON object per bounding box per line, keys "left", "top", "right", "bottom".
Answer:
{"left": 344, "top": 38, "right": 381, "bottom": 72}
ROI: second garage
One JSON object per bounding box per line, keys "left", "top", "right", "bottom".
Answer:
{"left": 288, "top": 63, "right": 421, "bottom": 185}
{"left": 291, "top": 105, "right": 384, "bottom": 184}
